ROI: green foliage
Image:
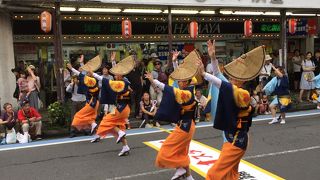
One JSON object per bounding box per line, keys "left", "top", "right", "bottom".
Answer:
{"left": 47, "top": 101, "right": 66, "bottom": 126}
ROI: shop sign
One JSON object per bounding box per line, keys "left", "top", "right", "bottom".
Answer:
{"left": 260, "top": 24, "right": 280, "bottom": 32}
{"left": 13, "top": 19, "right": 308, "bottom": 36}
{"left": 157, "top": 44, "right": 184, "bottom": 60}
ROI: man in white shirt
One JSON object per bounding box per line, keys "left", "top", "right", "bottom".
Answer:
{"left": 195, "top": 89, "right": 208, "bottom": 122}
{"left": 66, "top": 75, "right": 86, "bottom": 130}
{"left": 259, "top": 54, "right": 273, "bottom": 87}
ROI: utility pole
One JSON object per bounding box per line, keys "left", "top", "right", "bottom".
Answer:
{"left": 280, "top": 9, "right": 287, "bottom": 70}
{"left": 168, "top": 6, "right": 173, "bottom": 66}
{"left": 53, "top": 0, "right": 65, "bottom": 103}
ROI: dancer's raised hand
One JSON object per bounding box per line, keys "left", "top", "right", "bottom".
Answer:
{"left": 67, "top": 63, "right": 73, "bottom": 70}
{"left": 111, "top": 51, "right": 116, "bottom": 61}
{"left": 144, "top": 72, "right": 154, "bottom": 82}
{"left": 172, "top": 50, "right": 180, "bottom": 62}
{"left": 207, "top": 39, "right": 216, "bottom": 60}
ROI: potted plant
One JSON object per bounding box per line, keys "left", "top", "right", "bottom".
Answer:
{"left": 47, "top": 101, "right": 65, "bottom": 126}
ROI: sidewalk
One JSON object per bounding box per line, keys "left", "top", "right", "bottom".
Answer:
{"left": 41, "top": 101, "right": 318, "bottom": 139}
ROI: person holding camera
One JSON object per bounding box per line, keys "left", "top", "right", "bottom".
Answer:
{"left": 259, "top": 54, "right": 273, "bottom": 88}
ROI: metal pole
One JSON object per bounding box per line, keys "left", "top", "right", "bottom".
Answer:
{"left": 280, "top": 9, "right": 287, "bottom": 70}
{"left": 53, "top": 1, "right": 65, "bottom": 103}
{"left": 168, "top": 6, "right": 173, "bottom": 66}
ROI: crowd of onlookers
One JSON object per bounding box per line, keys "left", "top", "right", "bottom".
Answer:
{"left": 1, "top": 48, "right": 320, "bottom": 144}
{"left": 249, "top": 49, "right": 320, "bottom": 117}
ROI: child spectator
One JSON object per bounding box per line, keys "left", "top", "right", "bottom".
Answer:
{"left": 250, "top": 90, "right": 260, "bottom": 116}
{"left": 140, "top": 92, "right": 158, "bottom": 128}
{"left": 195, "top": 89, "right": 208, "bottom": 122}
{"left": 260, "top": 95, "right": 271, "bottom": 114}
{"left": 17, "top": 71, "right": 29, "bottom": 102}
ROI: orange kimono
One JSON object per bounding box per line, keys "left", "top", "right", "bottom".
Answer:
{"left": 71, "top": 99, "right": 99, "bottom": 131}
{"left": 206, "top": 81, "right": 252, "bottom": 180}
{"left": 96, "top": 104, "right": 130, "bottom": 138}
{"left": 71, "top": 74, "right": 100, "bottom": 131}
{"left": 155, "top": 85, "right": 196, "bottom": 168}
{"left": 96, "top": 79, "right": 131, "bottom": 138}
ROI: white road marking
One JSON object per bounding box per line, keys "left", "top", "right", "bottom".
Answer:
{"left": 105, "top": 169, "right": 172, "bottom": 180}
{"left": 243, "top": 146, "right": 320, "bottom": 160}
{"left": 0, "top": 111, "right": 319, "bottom": 152}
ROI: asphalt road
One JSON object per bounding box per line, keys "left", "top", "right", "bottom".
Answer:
{"left": 0, "top": 113, "right": 319, "bottom": 180}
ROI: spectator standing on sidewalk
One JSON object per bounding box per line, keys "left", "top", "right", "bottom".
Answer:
{"left": 26, "top": 65, "right": 41, "bottom": 110}
{"left": 259, "top": 54, "right": 273, "bottom": 87}
{"left": 66, "top": 75, "right": 86, "bottom": 124}
{"left": 264, "top": 66, "right": 291, "bottom": 125}
{"left": 126, "top": 52, "right": 144, "bottom": 119}
{"left": 150, "top": 59, "right": 167, "bottom": 106}
{"left": 291, "top": 49, "right": 302, "bottom": 91}
{"left": 299, "top": 52, "right": 315, "bottom": 102}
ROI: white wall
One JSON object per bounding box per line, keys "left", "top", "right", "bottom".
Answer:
{"left": 0, "top": 12, "right": 17, "bottom": 107}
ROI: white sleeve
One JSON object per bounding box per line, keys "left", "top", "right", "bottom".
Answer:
{"left": 111, "top": 60, "right": 116, "bottom": 67}
{"left": 93, "top": 73, "right": 103, "bottom": 81}
{"left": 66, "top": 83, "right": 73, "bottom": 92}
{"left": 211, "top": 59, "right": 221, "bottom": 75}
{"left": 71, "top": 68, "right": 80, "bottom": 76}
{"left": 152, "top": 79, "right": 165, "bottom": 91}
{"left": 204, "top": 72, "right": 222, "bottom": 89}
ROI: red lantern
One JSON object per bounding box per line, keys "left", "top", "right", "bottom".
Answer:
{"left": 307, "top": 18, "right": 317, "bottom": 35}
{"left": 244, "top": 20, "right": 253, "bottom": 37}
{"left": 189, "top": 21, "right": 198, "bottom": 39}
{"left": 288, "top": 18, "right": 297, "bottom": 35}
{"left": 122, "top": 20, "right": 132, "bottom": 39}
{"left": 40, "top": 11, "right": 52, "bottom": 33}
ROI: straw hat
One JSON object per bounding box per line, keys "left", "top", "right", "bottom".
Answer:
{"left": 170, "top": 50, "right": 201, "bottom": 81}
{"left": 265, "top": 54, "right": 272, "bottom": 61}
{"left": 81, "top": 55, "right": 102, "bottom": 72}
{"left": 110, "top": 55, "right": 135, "bottom": 76}
{"left": 224, "top": 46, "right": 265, "bottom": 81}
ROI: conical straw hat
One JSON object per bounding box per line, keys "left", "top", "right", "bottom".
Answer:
{"left": 81, "top": 55, "right": 102, "bottom": 72}
{"left": 170, "top": 50, "right": 201, "bottom": 81}
{"left": 224, "top": 46, "right": 265, "bottom": 81}
{"left": 110, "top": 55, "right": 135, "bottom": 76}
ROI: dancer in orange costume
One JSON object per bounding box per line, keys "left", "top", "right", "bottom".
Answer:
{"left": 67, "top": 63, "right": 99, "bottom": 136}
{"left": 145, "top": 50, "right": 201, "bottom": 180}
{"left": 198, "top": 40, "right": 265, "bottom": 180}
{"left": 90, "top": 54, "right": 134, "bottom": 157}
